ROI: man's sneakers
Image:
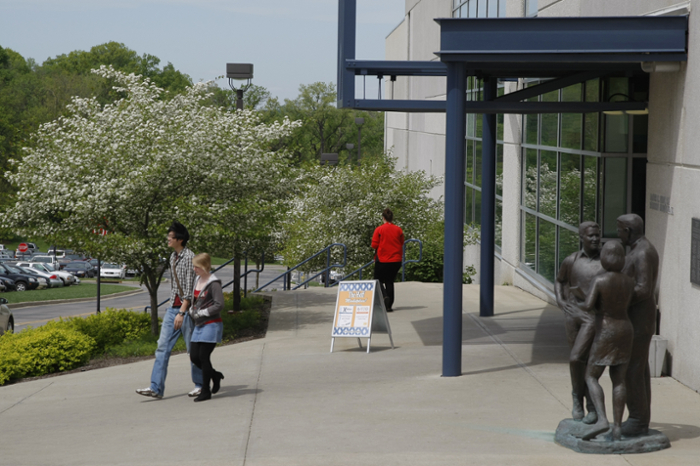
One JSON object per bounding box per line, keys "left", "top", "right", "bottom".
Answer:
{"left": 188, "top": 387, "right": 202, "bottom": 397}
{"left": 135, "top": 388, "right": 163, "bottom": 399}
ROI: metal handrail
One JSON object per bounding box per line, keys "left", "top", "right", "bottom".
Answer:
{"left": 254, "top": 243, "right": 347, "bottom": 292}
{"left": 145, "top": 254, "right": 256, "bottom": 313}
{"left": 329, "top": 238, "right": 424, "bottom": 287}
{"left": 220, "top": 252, "right": 265, "bottom": 296}
{"left": 402, "top": 239, "right": 423, "bottom": 282}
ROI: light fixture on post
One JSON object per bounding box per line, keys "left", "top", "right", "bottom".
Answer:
{"left": 346, "top": 143, "right": 355, "bottom": 164}
{"left": 226, "top": 63, "right": 254, "bottom": 110}
{"left": 355, "top": 117, "right": 365, "bottom": 165}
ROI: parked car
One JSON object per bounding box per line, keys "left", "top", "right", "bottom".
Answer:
{"left": 64, "top": 261, "right": 96, "bottom": 278}
{"left": 31, "top": 254, "right": 59, "bottom": 266}
{"left": 100, "top": 263, "right": 126, "bottom": 279}
{"left": 14, "top": 262, "right": 77, "bottom": 286}
{"left": 15, "top": 265, "right": 63, "bottom": 288}
{"left": 0, "top": 263, "right": 42, "bottom": 291}
{"left": 0, "top": 298, "right": 13, "bottom": 335}
{"left": 319, "top": 269, "right": 343, "bottom": 284}
{"left": 0, "top": 276, "right": 16, "bottom": 292}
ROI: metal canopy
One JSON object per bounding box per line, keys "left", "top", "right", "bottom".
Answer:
{"left": 335, "top": 0, "right": 689, "bottom": 377}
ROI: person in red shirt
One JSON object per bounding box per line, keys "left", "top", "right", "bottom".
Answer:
{"left": 372, "top": 208, "right": 405, "bottom": 312}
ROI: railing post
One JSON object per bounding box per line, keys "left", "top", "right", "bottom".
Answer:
{"left": 244, "top": 252, "right": 248, "bottom": 298}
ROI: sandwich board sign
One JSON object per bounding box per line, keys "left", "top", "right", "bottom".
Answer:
{"left": 330, "top": 280, "right": 394, "bottom": 353}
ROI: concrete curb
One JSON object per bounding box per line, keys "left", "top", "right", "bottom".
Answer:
{"left": 6, "top": 287, "right": 144, "bottom": 309}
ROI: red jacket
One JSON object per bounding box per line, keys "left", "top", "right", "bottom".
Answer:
{"left": 372, "top": 222, "right": 405, "bottom": 263}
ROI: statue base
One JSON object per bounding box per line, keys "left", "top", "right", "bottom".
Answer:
{"left": 555, "top": 419, "right": 670, "bottom": 454}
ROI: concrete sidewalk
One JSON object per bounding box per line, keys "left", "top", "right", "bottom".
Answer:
{"left": 2, "top": 283, "right": 700, "bottom": 465}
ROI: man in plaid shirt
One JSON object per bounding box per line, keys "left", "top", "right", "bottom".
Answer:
{"left": 136, "top": 221, "right": 203, "bottom": 398}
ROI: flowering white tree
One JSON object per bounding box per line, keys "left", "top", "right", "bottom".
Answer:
{"left": 281, "top": 155, "right": 442, "bottom": 276}
{"left": 4, "top": 66, "right": 299, "bottom": 333}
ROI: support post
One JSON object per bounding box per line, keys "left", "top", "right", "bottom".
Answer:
{"left": 442, "top": 62, "right": 467, "bottom": 377}
{"left": 337, "top": 0, "right": 356, "bottom": 108}
{"left": 480, "top": 78, "right": 497, "bottom": 317}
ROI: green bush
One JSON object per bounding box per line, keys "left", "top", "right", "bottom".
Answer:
{"left": 62, "top": 308, "right": 151, "bottom": 355}
{"left": 404, "top": 221, "right": 478, "bottom": 284}
{"left": 0, "top": 323, "right": 96, "bottom": 385}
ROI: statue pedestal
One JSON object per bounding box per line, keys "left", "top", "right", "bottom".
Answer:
{"left": 555, "top": 419, "right": 670, "bottom": 454}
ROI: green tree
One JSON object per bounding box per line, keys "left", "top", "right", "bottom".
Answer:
{"left": 281, "top": 154, "right": 442, "bottom": 275}
{"left": 3, "top": 66, "right": 299, "bottom": 334}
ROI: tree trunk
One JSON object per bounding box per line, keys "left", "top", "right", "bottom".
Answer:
{"left": 233, "top": 256, "right": 241, "bottom": 312}
{"left": 150, "top": 291, "right": 160, "bottom": 336}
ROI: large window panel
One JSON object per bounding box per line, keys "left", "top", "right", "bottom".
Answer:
{"left": 465, "top": 186, "right": 473, "bottom": 224}
{"left": 633, "top": 115, "right": 648, "bottom": 153}
{"left": 474, "top": 190, "right": 482, "bottom": 227}
{"left": 538, "top": 219, "right": 556, "bottom": 282}
{"left": 582, "top": 155, "right": 598, "bottom": 222}
{"left": 475, "top": 140, "right": 483, "bottom": 187}
{"left": 523, "top": 148, "right": 537, "bottom": 210}
{"left": 539, "top": 150, "right": 558, "bottom": 218}
{"left": 541, "top": 91, "right": 559, "bottom": 147}
{"left": 523, "top": 212, "right": 537, "bottom": 268}
{"left": 466, "top": 140, "right": 474, "bottom": 185}
{"left": 603, "top": 157, "right": 628, "bottom": 237}
{"left": 558, "top": 227, "right": 580, "bottom": 270}
{"left": 559, "top": 153, "right": 581, "bottom": 225}
{"left": 495, "top": 199, "right": 502, "bottom": 248}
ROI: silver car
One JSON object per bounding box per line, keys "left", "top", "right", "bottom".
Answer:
{"left": 15, "top": 265, "right": 64, "bottom": 288}
{"left": 0, "top": 298, "right": 13, "bottom": 335}
{"left": 15, "top": 262, "right": 77, "bottom": 286}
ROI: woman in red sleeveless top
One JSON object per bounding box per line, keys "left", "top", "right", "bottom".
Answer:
{"left": 371, "top": 208, "right": 404, "bottom": 312}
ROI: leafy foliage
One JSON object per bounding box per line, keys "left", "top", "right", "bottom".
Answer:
{"left": 0, "top": 323, "right": 95, "bottom": 384}
{"left": 404, "top": 221, "right": 479, "bottom": 283}
{"left": 3, "top": 66, "right": 299, "bottom": 333}
{"left": 281, "top": 154, "right": 442, "bottom": 273}
{"left": 62, "top": 308, "right": 152, "bottom": 355}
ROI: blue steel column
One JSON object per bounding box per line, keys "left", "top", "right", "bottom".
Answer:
{"left": 442, "top": 62, "right": 467, "bottom": 377}
{"left": 480, "top": 78, "right": 497, "bottom": 317}
{"left": 337, "top": 0, "right": 356, "bottom": 108}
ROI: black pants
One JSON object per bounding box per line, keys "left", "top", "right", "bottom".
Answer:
{"left": 190, "top": 342, "right": 217, "bottom": 394}
{"left": 374, "top": 261, "right": 402, "bottom": 310}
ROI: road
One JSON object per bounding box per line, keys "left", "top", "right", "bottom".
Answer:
{"left": 12, "top": 263, "right": 295, "bottom": 332}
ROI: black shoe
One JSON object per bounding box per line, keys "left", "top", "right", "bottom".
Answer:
{"left": 194, "top": 391, "right": 211, "bottom": 402}
{"left": 386, "top": 308, "right": 393, "bottom": 312}
{"left": 212, "top": 372, "right": 224, "bottom": 394}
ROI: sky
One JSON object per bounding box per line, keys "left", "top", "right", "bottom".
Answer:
{"left": 0, "top": 0, "right": 407, "bottom": 102}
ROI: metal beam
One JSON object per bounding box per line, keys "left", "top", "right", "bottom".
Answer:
{"left": 496, "top": 71, "right": 608, "bottom": 103}
{"left": 352, "top": 100, "right": 647, "bottom": 114}
{"left": 337, "top": 0, "right": 356, "bottom": 108}
{"left": 346, "top": 60, "right": 447, "bottom": 76}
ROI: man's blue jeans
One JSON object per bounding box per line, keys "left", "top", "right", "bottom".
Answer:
{"left": 150, "top": 307, "right": 202, "bottom": 396}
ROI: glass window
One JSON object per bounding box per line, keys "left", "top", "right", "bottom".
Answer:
{"left": 495, "top": 199, "right": 503, "bottom": 248}
{"left": 496, "top": 144, "right": 503, "bottom": 197}
{"left": 602, "top": 157, "right": 627, "bottom": 237}
{"left": 605, "top": 114, "right": 629, "bottom": 153}
{"left": 558, "top": 227, "right": 580, "bottom": 270}
{"left": 559, "top": 153, "right": 581, "bottom": 225}
{"left": 467, "top": 112, "right": 475, "bottom": 138}
{"left": 523, "top": 212, "right": 537, "bottom": 269}
{"left": 525, "top": 112, "right": 538, "bottom": 145}
{"left": 582, "top": 156, "right": 598, "bottom": 222}
{"left": 474, "top": 190, "right": 482, "bottom": 227}
{"left": 541, "top": 91, "right": 559, "bottom": 147}
{"left": 465, "top": 186, "right": 473, "bottom": 224}
{"left": 539, "top": 150, "right": 557, "bottom": 218}
{"left": 538, "top": 219, "right": 556, "bottom": 282}
{"left": 499, "top": 0, "right": 507, "bottom": 17}
{"left": 488, "top": 0, "right": 499, "bottom": 17}
{"left": 466, "top": 140, "right": 474, "bottom": 185}
{"left": 523, "top": 149, "right": 537, "bottom": 210}
{"left": 475, "top": 140, "right": 483, "bottom": 187}
{"left": 478, "top": 0, "right": 487, "bottom": 17}
{"left": 469, "top": 0, "right": 478, "bottom": 18}
{"left": 633, "top": 115, "right": 648, "bottom": 153}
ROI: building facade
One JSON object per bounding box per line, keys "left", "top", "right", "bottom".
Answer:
{"left": 384, "top": 0, "right": 700, "bottom": 391}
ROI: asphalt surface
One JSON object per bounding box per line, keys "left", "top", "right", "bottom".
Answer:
{"left": 3, "top": 283, "right": 700, "bottom": 465}
{"left": 11, "top": 264, "right": 291, "bottom": 331}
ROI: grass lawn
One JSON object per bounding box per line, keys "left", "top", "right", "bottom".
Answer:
{"left": 4, "top": 284, "right": 138, "bottom": 304}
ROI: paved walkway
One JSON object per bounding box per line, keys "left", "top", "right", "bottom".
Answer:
{"left": 2, "top": 283, "right": 700, "bottom": 465}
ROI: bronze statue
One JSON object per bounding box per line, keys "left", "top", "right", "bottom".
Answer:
{"left": 577, "top": 241, "right": 635, "bottom": 441}
{"left": 617, "top": 213, "right": 659, "bottom": 437}
{"left": 554, "top": 221, "right": 604, "bottom": 423}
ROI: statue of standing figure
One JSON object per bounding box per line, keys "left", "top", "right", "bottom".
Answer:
{"left": 555, "top": 221, "right": 604, "bottom": 424}
{"left": 555, "top": 216, "right": 668, "bottom": 453}
{"left": 616, "top": 213, "right": 660, "bottom": 437}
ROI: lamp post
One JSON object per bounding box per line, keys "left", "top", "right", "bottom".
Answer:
{"left": 226, "top": 63, "right": 254, "bottom": 110}
{"left": 346, "top": 143, "right": 355, "bottom": 164}
{"left": 355, "top": 117, "right": 364, "bottom": 165}
{"left": 226, "top": 63, "right": 254, "bottom": 312}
